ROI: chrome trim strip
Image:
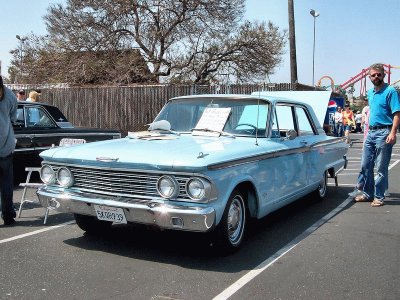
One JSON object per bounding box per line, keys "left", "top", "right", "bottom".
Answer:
{"left": 208, "top": 137, "right": 346, "bottom": 170}
{"left": 208, "top": 146, "right": 309, "bottom": 170}
{"left": 14, "top": 148, "right": 37, "bottom": 152}
{"left": 41, "top": 161, "right": 210, "bottom": 178}
{"left": 15, "top": 132, "right": 120, "bottom": 138}
{"left": 309, "top": 137, "right": 347, "bottom": 148}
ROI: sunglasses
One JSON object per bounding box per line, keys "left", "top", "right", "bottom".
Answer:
{"left": 370, "top": 73, "right": 383, "bottom": 78}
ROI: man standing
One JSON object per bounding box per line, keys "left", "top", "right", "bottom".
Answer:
{"left": 0, "top": 76, "right": 18, "bottom": 225}
{"left": 16, "top": 90, "right": 25, "bottom": 101}
{"left": 354, "top": 63, "right": 400, "bottom": 207}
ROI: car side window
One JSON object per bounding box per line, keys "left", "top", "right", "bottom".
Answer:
{"left": 296, "top": 107, "right": 315, "bottom": 136}
{"left": 26, "top": 107, "right": 56, "bottom": 128}
{"left": 13, "top": 108, "right": 26, "bottom": 128}
{"left": 273, "top": 105, "right": 296, "bottom": 138}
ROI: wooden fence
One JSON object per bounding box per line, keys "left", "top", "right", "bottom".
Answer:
{"left": 11, "top": 82, "right": 316, "bottom": 136}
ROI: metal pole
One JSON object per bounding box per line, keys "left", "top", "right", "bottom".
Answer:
{"left": 19, "top": 42, "right": 23, "bottom": 81}
{"left": 310, "top": 10, "right": 319, "bottom": 87}
{"left": 312, "top": 17, "right": 316, "bottom": 87}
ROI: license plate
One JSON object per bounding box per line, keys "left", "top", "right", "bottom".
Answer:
{"left": 59, "top": 138, "right": 86, "bottom": 147}
{"left": 94, "top": 205, "right": 127, "bottom": 224}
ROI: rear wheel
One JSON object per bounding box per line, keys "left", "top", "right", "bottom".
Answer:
{"left": 313, "top": 170, "right": 328, "bottom": 199}
{"left": 74, "top": 214, "right": 112, "bottom": 234}
{"left": 212, "top": 189, "right": 247, "bottom": 253}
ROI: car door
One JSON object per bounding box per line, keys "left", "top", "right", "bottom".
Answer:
{"left": 269, "top": 103, "right": 308, "bottom": 202}
{"left": 294, "top": 105, "right": 322, "bottom": 186}
{"left": 25, "top": 106, "right": 60, "bottom": 153}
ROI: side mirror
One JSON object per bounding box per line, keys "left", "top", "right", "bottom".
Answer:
{"left": 286, "top": 129, "right": 298, "bottom": 140}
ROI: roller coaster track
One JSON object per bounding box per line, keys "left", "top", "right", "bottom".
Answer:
{"left": 317, "top": 64, "right": 400, "bottom": 95}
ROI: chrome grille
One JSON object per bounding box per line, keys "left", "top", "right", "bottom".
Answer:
{"left": 55, "top": 166, "right": 191, "bottom": 200}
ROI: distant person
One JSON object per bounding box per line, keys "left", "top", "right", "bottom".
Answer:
{"left": 361, "top": 99, "right": 370, "bottom": 140}
{"left": 353, "top": 63, "right": 400, "bottom": 207}
{"left": 16, "top": 89, "right": 25, "bottom": 101}
{"left": 0, "top": 76, "right": 18, "bottom": 225}
{"left": 342, "top": 105, "right": 354, "bottom": 143}
{"left": 354, "top": 110, "right": 362, "bottom": 133}
{"left": 334, "top": 106, "right": 343, "bottom": 137}
{"left": 26, "top": 91, "right": 38, "bottom": 102}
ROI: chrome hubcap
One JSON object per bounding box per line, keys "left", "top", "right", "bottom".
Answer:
{"left": 227, "top": 196, "right": 244, "bottom": 244}
{"left": 319, "top": 172, "right": 327, "bottom": 196}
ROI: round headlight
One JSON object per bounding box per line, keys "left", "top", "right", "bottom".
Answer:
{"left": 186, "top": 178, "right": 206, "bottom": 200}
{"left": 40, "top": 165, "right": 55, "bottom": 185}
{"left": 57, "top": 167, "right": 74, "bottom": 187}
{"left": 157, "top": 176, "right": 178, "bottom": 198}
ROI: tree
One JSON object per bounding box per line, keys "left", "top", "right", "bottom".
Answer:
{"left": 9, "top": 0, "right": 286, "bottom": 84}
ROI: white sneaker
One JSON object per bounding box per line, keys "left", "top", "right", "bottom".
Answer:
{"left": 348, "top": 189, "right": 363, "bottom": 197}
{"left": 384, "top": 191, "right": 391, "bottom": 197}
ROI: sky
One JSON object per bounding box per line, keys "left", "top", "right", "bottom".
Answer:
{"left": 1, "top": 0, "right": 400, "bottom": 95}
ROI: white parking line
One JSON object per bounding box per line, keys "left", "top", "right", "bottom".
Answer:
{"left": 213, "top": 196, "right": 354, "bottom": 300}
{"left": 0, "top": 220, "right": 75, "bottom": 244}
{"left": 213, "top": 159, "right": 400, "bottom": 300}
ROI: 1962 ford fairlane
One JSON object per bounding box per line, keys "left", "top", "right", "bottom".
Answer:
{"left": 37, "top": 91, "right": 348, "bottom": 252}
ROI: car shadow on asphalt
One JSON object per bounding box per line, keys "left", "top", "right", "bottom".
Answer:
{"left": 61, "top": 185, "right": 358, "bottom": 272}
{"left": 383, "top": 193, "right": 400, "bottom": 205}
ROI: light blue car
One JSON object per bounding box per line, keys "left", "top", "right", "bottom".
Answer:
{"left": 37, "top": 91, "right": 348, "bottom": 252}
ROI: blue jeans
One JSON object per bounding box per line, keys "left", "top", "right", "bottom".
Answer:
{"left": 334, "top": 122, "right": 343, "bottom": 137}
{"left": 358, "top": 128, "right": 393, "bottom": 200}
{"left": 0, "top": 153, "right": 15, "bottom": 220}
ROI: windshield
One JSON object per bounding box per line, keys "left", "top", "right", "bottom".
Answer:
{"left": 154, "top": 97, "right": 270, "bottom": 136}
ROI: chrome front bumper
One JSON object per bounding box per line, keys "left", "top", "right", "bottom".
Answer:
{"left": 37, "top": 186, "right": 216, "bottom": 232}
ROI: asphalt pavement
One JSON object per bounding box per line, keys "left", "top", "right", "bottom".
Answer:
{"left": 1, "top": 132, "right": 399, "bottom": 300}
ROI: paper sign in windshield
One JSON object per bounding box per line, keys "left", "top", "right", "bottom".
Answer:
{"left": 193, "top": 107, "right": 231, "bottom": 136}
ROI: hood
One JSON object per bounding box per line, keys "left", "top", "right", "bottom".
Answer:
{"left": 40, "top": 134, "right": 273, "bottom": 172}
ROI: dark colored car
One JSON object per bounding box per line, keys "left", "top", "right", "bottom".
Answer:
{"left": 13, "top": 101, "right": 121, "bottom": 181}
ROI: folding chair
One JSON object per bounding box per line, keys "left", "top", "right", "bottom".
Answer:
{"left": 17, "top": 167, "right": 50, "bottom": 224}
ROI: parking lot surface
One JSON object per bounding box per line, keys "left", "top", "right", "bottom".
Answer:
{"left": 1, "top": 133, "right": 399, "bottom": 300}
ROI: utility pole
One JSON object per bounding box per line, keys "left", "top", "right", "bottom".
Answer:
{"left": 288, "top": 0, "right": 298, "bottom": 85}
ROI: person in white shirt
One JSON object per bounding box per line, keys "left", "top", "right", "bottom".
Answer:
{"left": 355, "top": 110, "right": 363, "bottom": 132}
{"left": 334, "top": 106, "right": 343, "bottom": 137}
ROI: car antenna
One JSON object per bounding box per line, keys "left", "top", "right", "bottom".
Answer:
{"left": 255, "top": 90, "right": 261, "bottom": 146}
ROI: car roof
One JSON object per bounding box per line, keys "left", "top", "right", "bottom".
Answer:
{"left": 17, "top": 100, "right": 54, "bottom": 107}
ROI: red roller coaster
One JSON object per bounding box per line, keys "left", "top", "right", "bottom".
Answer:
{"left": 317, "top": 64, "right": 400, "bottom": 96}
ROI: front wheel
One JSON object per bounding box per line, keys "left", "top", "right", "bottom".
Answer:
{"left": 212, "top": 189, "right": 247, "bottom": 253}
{"left": 74, "top": 214, "right": 112, "bottom": 234}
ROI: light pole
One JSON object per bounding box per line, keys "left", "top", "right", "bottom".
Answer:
{"left": 16, "top": 35, "right": 27, "bottom": 83}
{"left": 310, "top": 9, "right": 320, "bottom": 87}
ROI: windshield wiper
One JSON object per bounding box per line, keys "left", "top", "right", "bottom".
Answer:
{"left": 191, "top": 128, "right": 235, "bottom": 138}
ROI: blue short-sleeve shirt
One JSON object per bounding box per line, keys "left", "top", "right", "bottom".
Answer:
{"left": 367, "top": 83, "right": 400, "bottom": 126}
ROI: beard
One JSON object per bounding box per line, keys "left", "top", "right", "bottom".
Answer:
{"left": 371, "top": 77, "right": 384, "bottom": 87}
